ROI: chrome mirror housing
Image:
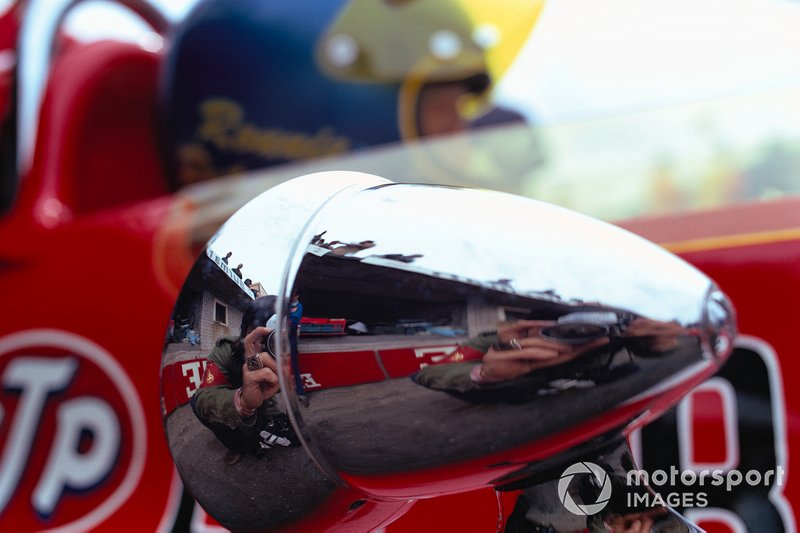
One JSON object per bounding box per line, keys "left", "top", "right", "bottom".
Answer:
{"left": 161, "top": 171, "right": 735, "bottom": 530}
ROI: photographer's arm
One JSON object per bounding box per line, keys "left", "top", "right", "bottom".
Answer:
{"left": 193, "top": 381, "right": 246, "bottom": 429}
{"left": 193, "top": 343, "right": 248, "bottom": 429}
{"left": 477, "top": 336, "right": 608, "bottom": 383}
{"left": 192, "top": 334, "right": 275, "bottom": 430}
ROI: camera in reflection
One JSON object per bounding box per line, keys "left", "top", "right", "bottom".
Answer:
{"left": 246, "top": 314, "right": 280, "bottom": 370}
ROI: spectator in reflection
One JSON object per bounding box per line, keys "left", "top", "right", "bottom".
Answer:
{"left": 288, "top": 289, "right": 308, "bottom": 406}
{"left": 311, "top": 231, "right": 328, "bottom": 247}
{"left": 244, "top": 278, "right": 257, "bottom": 298}
{"left": 192, "top": 296, "right": 294, "bottom": 463}
{"left": 329, "top": 240, "right": 376, "bottom": 256}
{"left": 232, "top": 263, "right": 244, "bottom": 278}
{"left": 222, "top": 251, "right": 233, "bottom": 264}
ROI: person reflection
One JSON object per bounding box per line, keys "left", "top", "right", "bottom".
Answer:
{"left": 413, "top": 319, "right": 608, "bottom": 396}
{"left": 289, "top": 288, "right": 308, "bottom": 406}
{"left": 413, "top": 315, "right": 689, "bottom": 397}
{"left": 471, "top": 320, "right": 609, "bottom": 384}
{"left": 192, "top": 295, "right": 296, "bottom": 464}
{"left": 328, "top": 239, "right": 376, "bottom": 256}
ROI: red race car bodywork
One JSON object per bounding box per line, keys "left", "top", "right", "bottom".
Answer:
{"left": 0, "top": 1, "right": 798, "bottom": 531}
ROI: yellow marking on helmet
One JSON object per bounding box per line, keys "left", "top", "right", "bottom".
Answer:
{"left": 317, "top": 0, "right": 545, "bottom": 84}
{"left": 458, "top": 0, "right": 546, "bottom": 80}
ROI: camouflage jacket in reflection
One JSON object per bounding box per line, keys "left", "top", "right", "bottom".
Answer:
{"left": 193, "top": 337, "right": 279, "bottom": 434}
{"left": 413, "top": 332, "right": 498, "bottom": 393}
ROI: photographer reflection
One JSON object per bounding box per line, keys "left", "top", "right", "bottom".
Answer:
{"left": 473, "top": 320, "right": 610, "bottom": 384}
{"left": 414, "top": 313, "right": 690, "bottom": 399}
{"left": 413, "top": 319, "right": 609, "bottom": 397}
{"left": 192, "top": 295, "right": 296, "bottom": 464}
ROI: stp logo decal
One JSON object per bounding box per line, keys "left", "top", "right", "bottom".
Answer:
{"left": 0, "top": 330, "right": 146, "bottom": 531}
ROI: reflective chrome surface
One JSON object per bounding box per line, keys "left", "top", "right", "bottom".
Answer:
{"left": 161, "top": 172, "right": 734, "bottom": 530}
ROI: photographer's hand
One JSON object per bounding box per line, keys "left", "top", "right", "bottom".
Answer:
{"left": 240, "top": 326, "right": 280, "bottom": 413}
